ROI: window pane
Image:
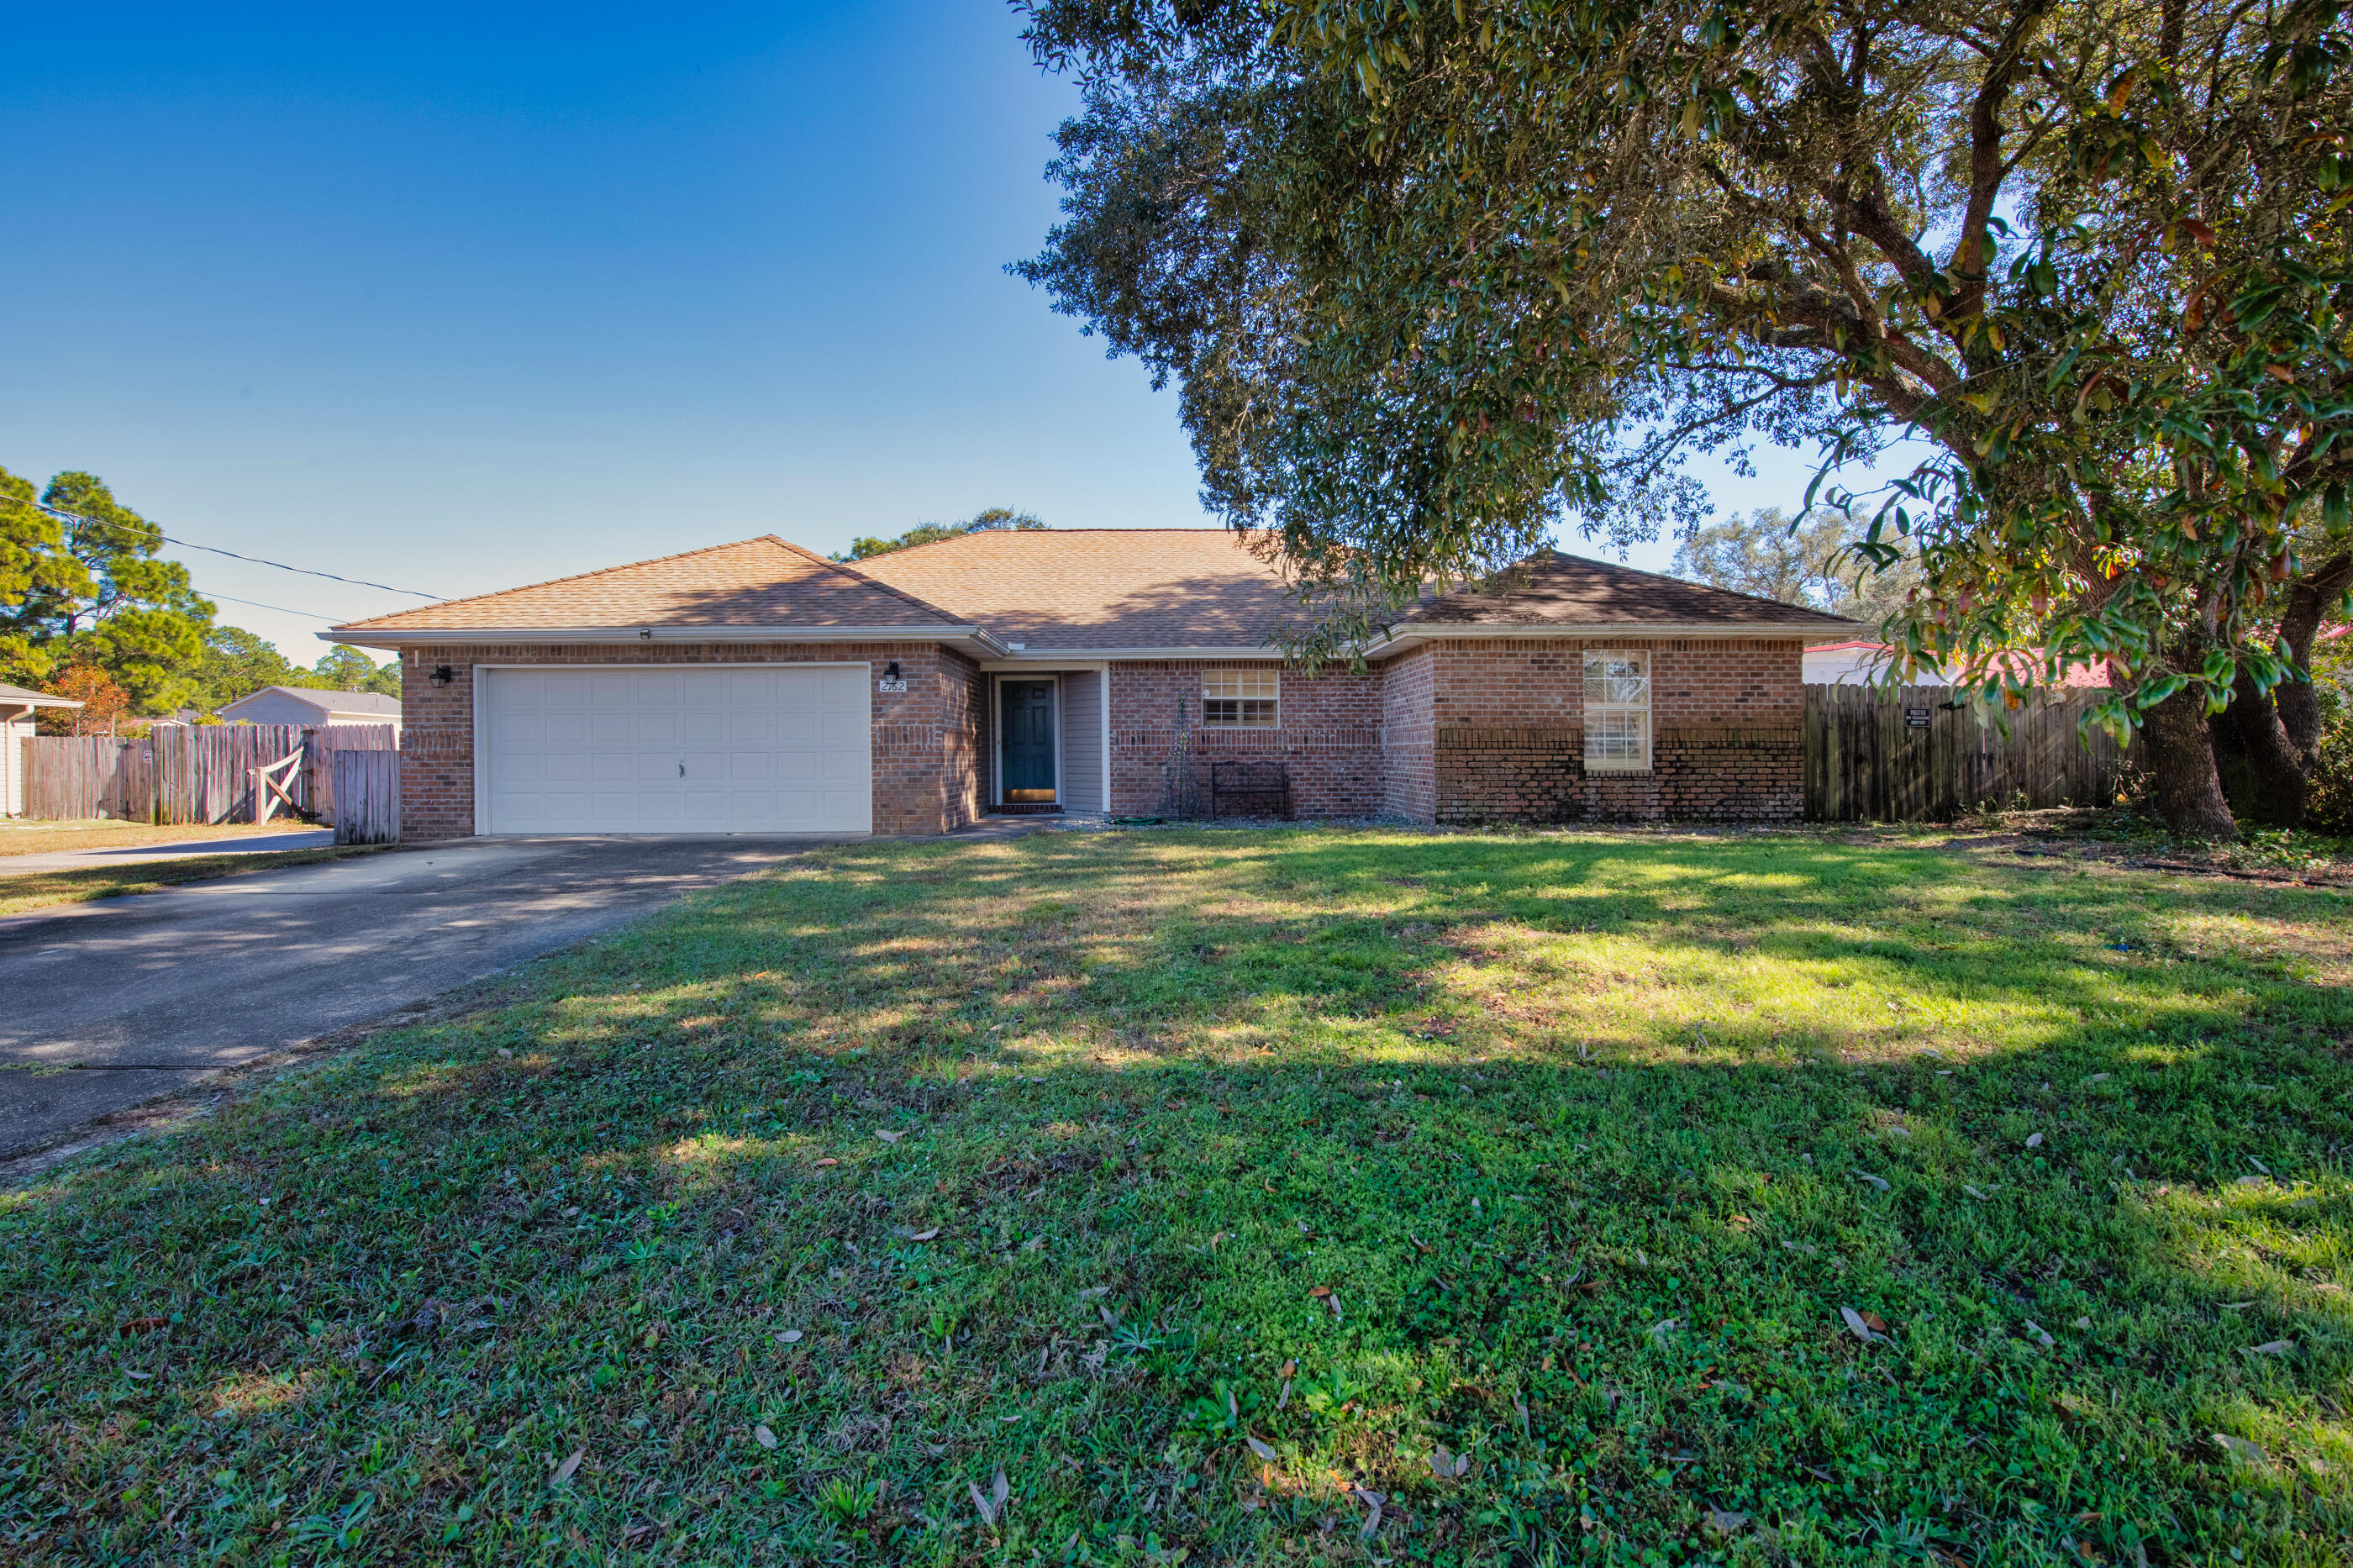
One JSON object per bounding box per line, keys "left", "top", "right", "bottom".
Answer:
{"left": 1582, "top": 652, "right": 1648, "bottom": 703}
{"left": 1203, "top": 671, "right": 1278, "bottom": 726}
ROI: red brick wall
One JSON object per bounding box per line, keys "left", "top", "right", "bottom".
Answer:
{"left": 1107, "top": 660, "right": 1384, "bottom": 818}
{"left": 1414, "top": 637, "right": 1804, "bottom": 823}
{"left": 1380, "top": 647, "right": 1435, "bottom": 820}
{"left": 393, "top": 640, "right": 978, "bottom": 840}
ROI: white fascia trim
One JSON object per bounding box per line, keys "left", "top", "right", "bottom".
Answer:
{"left": 326, "top": 624, "right": 1007, "bottom": 655}
{"left": 978, "top": 659, "right": 1108, "bottom": 673}
{"left": 1003, "top": 646, "right": 1287, "bottom": 663}
{"left": 1363, "top": 622, "right": 1867, "bottom": 658}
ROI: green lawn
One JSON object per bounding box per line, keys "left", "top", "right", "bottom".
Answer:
{"left": 3, "top": 829, "right": 2347, "bottom": 1565}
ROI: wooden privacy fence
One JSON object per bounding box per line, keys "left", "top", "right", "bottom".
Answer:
{"left": 1804, "top": 684, "right": 2133, "bottom": 822}
{"left": 331, "top": 750, "right": 401, "bottom": 845}
{"left": 16, "top": 723, "right": 399, "bottom": 829}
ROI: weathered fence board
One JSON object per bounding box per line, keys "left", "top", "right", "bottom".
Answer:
{"left": 1804, "top": 685, "right": 2132, "bottom": 822}
{"left": 332, "top": 749, "right": 401, "bottom": 844}
{"left": 18, "top": 723, "right": 400, "bottom": 828}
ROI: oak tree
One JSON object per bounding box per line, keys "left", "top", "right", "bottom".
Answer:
{"left": 1017, "top": 0, "right": 2353, "bottom": 834}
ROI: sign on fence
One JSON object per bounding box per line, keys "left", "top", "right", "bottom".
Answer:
{"left": 1805, "top": 685, "right": 2132, "bottom": 823}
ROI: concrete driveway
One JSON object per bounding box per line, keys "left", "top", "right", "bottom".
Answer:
{"left": 0, "top": 835, "right": 855, "bottom": 1160}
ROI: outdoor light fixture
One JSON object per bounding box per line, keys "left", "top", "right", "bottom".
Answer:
{"left": 429, "top": 665, "right": 454, "bottom": 687}
{"left": 638, "top": 627, "right": 653, "bottom": 640}
{"left": 885, "top": 660, "right": 902, "bottom": 682}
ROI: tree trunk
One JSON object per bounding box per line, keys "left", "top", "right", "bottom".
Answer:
{"left": 2275, "top": 551, "right": 2352, "bottom": 764}
{"left": 2211, "top": 669, "right": 2308, "bottom": 826}
{"left": 2140, "top": 683, "right": 2240, "bottom": 839}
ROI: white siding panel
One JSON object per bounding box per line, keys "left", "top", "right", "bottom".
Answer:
{"left": 1058, "top": 671, "right": 1105, "bottom": 814}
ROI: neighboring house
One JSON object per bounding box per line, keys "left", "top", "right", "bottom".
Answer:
{"left": 218, "top": 686, "right": 403, "bottom": 734}
{"left": 3, "top": 683, "right": 84, "bottom": 818}
{"left": 327, "top": 530, "right": 1859, "bottom": 839}
{"left": 1803, "top": 639, "right": 2113, "bottom": 688}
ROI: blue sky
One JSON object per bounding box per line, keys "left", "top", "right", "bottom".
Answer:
{"left": 3, "top": 1, "right": 1810, "bottom": 658}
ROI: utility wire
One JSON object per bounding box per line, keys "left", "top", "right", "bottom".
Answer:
{"left": 194, "top": 588, "right": 354, "bottom": 623}
{"left": 25, "top": 497, "right": 444, "bottom": 599}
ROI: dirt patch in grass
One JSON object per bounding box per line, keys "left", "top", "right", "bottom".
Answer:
{"left": 2, "top": 829, "right": 2346, "bottom": 1563}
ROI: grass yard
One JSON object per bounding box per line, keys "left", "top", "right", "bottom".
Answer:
{"left": 0, "top": 846, "right": 383, "bottom": 917}
{"left": 2, "top": 828, "right": 2347, "bottom": 1565}
{"left": 0, "top": 820, "right": 326, "bottom": 862}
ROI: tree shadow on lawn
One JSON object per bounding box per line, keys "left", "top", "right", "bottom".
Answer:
{"left": 2, "top": 829, "right": 2347, "bottom": 1565}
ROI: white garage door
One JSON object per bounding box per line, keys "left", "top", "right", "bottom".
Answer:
{"left": 481, "top": 666, "right": 871, "bottom": 834}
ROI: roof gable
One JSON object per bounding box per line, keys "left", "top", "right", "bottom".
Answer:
{"left": 1401, "top": 550, "right": 1858, "bottom": 631}
{"left": 332, "top": 536, "right": 970, "bottom": 634}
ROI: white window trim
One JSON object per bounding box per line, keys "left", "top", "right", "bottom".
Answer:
{"left": 1582, "top": 649, "right": 1653, "bottom": 774}
{"left": 1201, "top": 668, "right": 1280, "bottom": 729}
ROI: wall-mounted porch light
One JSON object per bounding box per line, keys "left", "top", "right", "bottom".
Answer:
{"left": 429, "top": 665, "right": 454, "bottom": 687}
{"left": 885, "top": 660, "right": 902, "bottom": 682}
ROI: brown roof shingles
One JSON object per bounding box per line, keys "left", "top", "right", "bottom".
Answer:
{"left": 332, "top": 529, "right": 1856, "bottom": 645}
{"left": 1399, "top": 550, "right": 1857, "bottom": 630}
{"left": 331, "top": 536, "right": 968, "bottom": 634}
{"left": 852, "top": 529, "right": 1302, "bottom": 649}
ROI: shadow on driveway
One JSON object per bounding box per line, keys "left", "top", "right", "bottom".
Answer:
{"left": 0, "top": 834, "right": 856, "bottom": 1160}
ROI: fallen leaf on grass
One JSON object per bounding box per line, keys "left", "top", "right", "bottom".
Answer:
{"left": 2245, "top": 1340, "right": 2296, "bottom": 1357}
{"left": 876, "top": 1130, "right": 904, "bottom": 1144}
{"left": 1840, "top": 1307, "right": 1888, "bottom": 1344}
{"left": 754, "top": 1424, "right": 778, "bottom": 1450}
{"left": 1961, "top": 1184, "right": 1991, "bottom": 1200}
{"left": 2214, "top": 1433, "right": 2268, "bottom": 1465}
{"left": 122, "top": 1370, "right": 153, "bottom": 1381}
{"left": 1429, "top": 1444, "right": 1472, "bottom": 1480}
{"left": 906, "top": 1228, "right": 940, "bottom": 1243}
{"left": 550, "top": 1448, "right": 585, "bottom": 1486}
{"left": 1850, "top": 1170, "right": 1890, "bottom": 1192}
{"left": 1246, "top": 1435, "right": 1279, "bottom": 1462}
{"left": 970, "top": 1465, "right": 1010, "bottom": 1526}
{"left": 1408, "top": 1235, "right": 1432, "bottom": 1254}
{"left": 813, "top": 1159, "right": 839, "bottom": 1169}
{"left": 1308, "top": 1286, "right": 1331, "bottom": 1297}
{"left": 2023, "top": 1318, "right": 2057, "bottom": 1349}
{"left": 1706, "top": 1508, "right": 1749, "bottom": 1535}
{"left": 1077, "top": 1285, "right": 1111, "bottom": 1299}
{"left": 776, "top": 1330, "right": 803, "bottom": 1344}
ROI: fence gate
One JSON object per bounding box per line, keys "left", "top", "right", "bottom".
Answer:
{"left": 1804, "top": 685, "right": 2133, "bottom": 822}
{"left": 18, "top": 723, "right": 400, "bottom": 832}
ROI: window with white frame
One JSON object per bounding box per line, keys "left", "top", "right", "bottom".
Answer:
{"left": 1202, "top": 669, "right": 1278, "bottom": 727}
{"left": 1582, "top": 650, "right": 1650, "bottom": 771}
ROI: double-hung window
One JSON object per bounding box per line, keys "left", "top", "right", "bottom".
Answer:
{"left": 1202, "top": 670, "right": 1278, "bottom": 728}
{"left": 1582, "top": 650, "right": 1650, "bottom": 771}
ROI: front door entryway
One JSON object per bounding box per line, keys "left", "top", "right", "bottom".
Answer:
{"left": 1000, "top": 680, "right": 1057, "bottom": 803}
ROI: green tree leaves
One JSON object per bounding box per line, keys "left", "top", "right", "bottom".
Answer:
{"left": 0, "top": 467, "right": 213, "bottom": 713}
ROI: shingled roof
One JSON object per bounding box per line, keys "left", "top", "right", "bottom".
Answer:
{"left": 330, "top": 530, "right": 1858, "bottom": 650}
{"left": 852, "top": 529, "right": 1300, "bottom": 650}
{"left": 1398, "top": 550, "right": 1857, "bottom": 631}
{"left": 329, "top": 536, "right": 972, "bottom": 635}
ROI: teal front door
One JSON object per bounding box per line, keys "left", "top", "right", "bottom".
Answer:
{"left": 1001, "top": 681, "right": 1057, "bottom": 802}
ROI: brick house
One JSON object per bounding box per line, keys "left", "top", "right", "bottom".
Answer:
{"left": 327, "top": 531, "right": 1856, "bottom": 839}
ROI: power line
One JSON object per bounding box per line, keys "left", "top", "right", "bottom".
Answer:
{"left": 193, "top": 588, "right": 351, "bottom": 623}
{"left": 25, "top": 497, "right": 445, "bottom": 599}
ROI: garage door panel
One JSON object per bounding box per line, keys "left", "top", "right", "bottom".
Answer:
{"left": 483, "top": 665, "right": 870, "bottom": 834}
